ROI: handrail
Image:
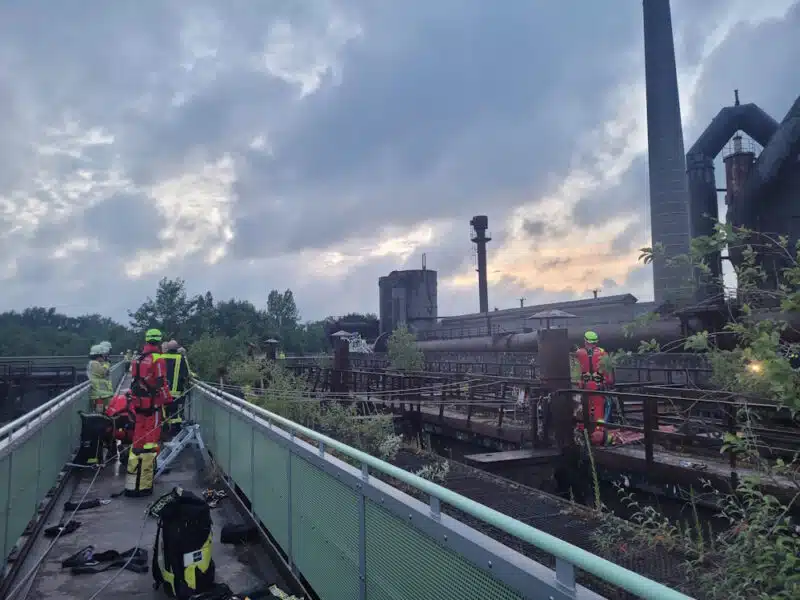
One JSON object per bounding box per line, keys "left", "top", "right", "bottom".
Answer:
{"left": 196, "top": 382, "right": 694, "bottom": 600}
{"left": 0, "top": 361, "right": 125, "bottom": 442}
{"left": 0, "top": 354, "right": 124, "bottom": 362}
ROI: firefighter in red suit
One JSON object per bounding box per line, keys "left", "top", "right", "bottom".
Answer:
{"left": 129, "top": 328, "right": 173, "bottom": 453}
{"left": 575, "top": 331, "right": 614, "bottom": 445}
{"left": 106, "top": 393, "right": 134, "bottom": 445}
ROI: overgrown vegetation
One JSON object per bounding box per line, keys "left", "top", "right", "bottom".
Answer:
{"left": 594, "top": 223, "right": 800, "bottom": 599}
{"left": 227, "top": 358, "right": 402, "bottom": 462}
{"left": 387, "top": 323, "right": 425, "bottom": 372}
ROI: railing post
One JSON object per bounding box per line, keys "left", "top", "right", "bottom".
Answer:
{"left": 34, "top": 430, "right": 43, "bottom": 507}
{"left": 250, "top": 425, "right": 255, "bottom": 507}
{"left": 358, "top": 463, "right": 368, "bottom": 600}
{"left": 429, "top": 496, "right": 441, "bottom": 521}
{"left": 287, "top": 431, "right": 294, "bottom": 573}
{"left": 2, "top": 453, "right": 13, "bottom": 563}
{"left": 643, "top": 396, "right": 655, "bottom": 466}
{"left": 555, "top": 558, "right": 576, "bottom": 596}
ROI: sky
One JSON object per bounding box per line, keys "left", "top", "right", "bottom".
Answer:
{"left": 1, "top": 0, "right": 799, "bottom": 324}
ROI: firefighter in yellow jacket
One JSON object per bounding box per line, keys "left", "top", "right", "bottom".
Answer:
{"left": 155, "top": 340, "right": 193, "bottom": 434}
{"left": 88, "top": 344, "right": 114, "bottom": 413}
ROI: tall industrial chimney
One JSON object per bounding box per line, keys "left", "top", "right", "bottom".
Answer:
{"left": 643, "top": 0, "right": 695, "bottom": 307}
{"left": 470, "top": 215, "right": 491, "bottom": 313}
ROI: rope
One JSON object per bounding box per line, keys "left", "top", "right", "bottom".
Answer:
{"left": 84, "top": 505, "right": 151, "bottom": 600}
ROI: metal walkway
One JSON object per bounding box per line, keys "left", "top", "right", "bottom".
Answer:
{"left": 0, "top": 362, "right": 695, "bottom": 599}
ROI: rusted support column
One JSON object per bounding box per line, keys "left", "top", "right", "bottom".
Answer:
{"left": 331, "top": 333, "right": 351, "bottom": 399}
{"left": 264, "top": 339, "right": 279, "bottom": 362}
{"left": 537, "top": 327, "right": 573, "bottom": 450}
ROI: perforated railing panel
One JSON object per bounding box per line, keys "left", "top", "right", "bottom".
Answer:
{"left": 190, "top": 389, "right": 585, "bottom": 600}
{"left": 365, "top": 502, "right": 524, "bottom": 600}
{"left": 229, "top": 415, "right": 253, "bottom": 498}
{"left": 252, "top": 434, "right": 290, "bottom": 550}
{"left": 291, "top": 454, "right": 361, "bottom": 600}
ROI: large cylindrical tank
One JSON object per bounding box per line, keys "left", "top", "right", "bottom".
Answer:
{"left": 687, "top": 155, "right": 723, "bottom": 302}
{"left": 724, "top": 136, "right": 757, "bottom": 275}
{"left": 378, "top": 269, "right": 438, "bottom": 334}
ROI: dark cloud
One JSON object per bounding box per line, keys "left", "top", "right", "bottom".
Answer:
{"left": 571, "top": 156, "right": 650, "bottom": 228}
{"left": 685, "top": 1, "right": 800, "bottom": 140}
{"left": 82, "top": 193, "right": 164, "bottom": 250}
{"left": 539, "top": 257, "right": 574, "bottom": 272}
{"left": 230, "top": 1, "right": 644, "bottom": 256}
{"left": 524, "top": 217, "right": 568, "bottom": 238}
{"left": 522, "top": 219, "right": 547, "bottom": 238}
{"left": 610, "top": 220, "right": 643, "bottom": 255}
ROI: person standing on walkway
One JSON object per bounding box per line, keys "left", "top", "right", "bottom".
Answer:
{"left": 155, "top": 339, "right": 192, "bottom": 434}
{"left": 574, "top": 331, "right": 615, "bottom": 445}
{"left": 88, "top": 344, "right": 114, "bottom": 413}
{"left": 129, "top": 329, "right": 173, "bottom": 453}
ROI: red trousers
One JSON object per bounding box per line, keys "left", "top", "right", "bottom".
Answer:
{"left": 576, "top": 393, "right": 608, "bottom": 445}
{"left": 132, "top": 409, "right": 161, "bottom": 451}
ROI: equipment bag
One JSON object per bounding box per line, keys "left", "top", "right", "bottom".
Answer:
{"left": 75, "top": 412, "right": 113, "bottom": 465}
{"left": 152, "top": 487, "right": 215, "bottom": 599}
{"left": 125, "top": 447, "right": 157, "bottom": 497}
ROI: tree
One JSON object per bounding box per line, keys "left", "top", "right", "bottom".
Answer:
{"left": 187, "top": 333, "right": 249, "bottom": 381}
{"left": 128, "top": 277, "right": 198, "bottom": 342}
{"left": 387, "top": 324, "right": 424, "bottom": 371}
{"left": 598, "top": 223, "right": 800, "bottom": 599}
{"left": 266, "top": 289, "right": 299, "bottom": 331}
{"left": 0, "top": 308, "right": 138, "bottom": 356}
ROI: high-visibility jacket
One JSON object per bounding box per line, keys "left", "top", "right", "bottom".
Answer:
{"left": 152, "top": 352, "right": 191, "bottom": 398}
{"left": 88, "top": 359, "right": 113, "bottom": 400}
{"left": 574, "top": 346, "right": 614, "bottom": 390}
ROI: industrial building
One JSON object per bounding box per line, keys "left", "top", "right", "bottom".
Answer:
{"left": 418, "top": 294, "right": 657, "bottom": 341}
{"left": 378, "top": 267, "right": 438, "bottom": 335}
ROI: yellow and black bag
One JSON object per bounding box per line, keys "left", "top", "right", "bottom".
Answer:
{"left": 125, "top": 445, "right": 157, "bottom": 497}
{"left": 152, "top": 487, "right": 215, "bottom": 599}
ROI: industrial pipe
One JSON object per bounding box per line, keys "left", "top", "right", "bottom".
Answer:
{"left": 416, "top": 310, "right": 800, "bottom": 353}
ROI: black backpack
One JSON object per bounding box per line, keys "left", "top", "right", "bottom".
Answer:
{"left": 152, "top": 488, "right": 216, "bottom": 598}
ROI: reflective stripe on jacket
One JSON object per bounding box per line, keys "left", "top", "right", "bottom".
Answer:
{"left": 152, "top": 352, "right": 190, "bottom": 397}
{"left": 88, "top": 359, "right": 113, "bottom": 400}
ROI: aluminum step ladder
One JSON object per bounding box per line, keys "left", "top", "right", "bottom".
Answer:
{"left": 155, "top": 423, "right": 207, "bottom": 479}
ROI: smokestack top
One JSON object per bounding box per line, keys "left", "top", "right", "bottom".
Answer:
{"left": 470, "top": 215, "right": 488, "bottom": 230}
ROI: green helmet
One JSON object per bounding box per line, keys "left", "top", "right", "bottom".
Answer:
{"left": 145, "top": 328, "right": 163, "bottom": 343}
{"left": 584, "top": 331, "right": 599, "bottom": 344}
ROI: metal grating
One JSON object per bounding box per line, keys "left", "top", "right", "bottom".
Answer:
{"left": 365, "top": 501, "right": 524, "bottom": 600}
{"left": 290, "top": 455, "right": 360, "bottom": 600}
{"left": 252, "top": 434, "right": 290, "bottom": 551}
{"left": 212, "top": 403, "right": 231, "bottom": 474}
{"left": 229, "top": 415, "right": 254, "bottom": 498}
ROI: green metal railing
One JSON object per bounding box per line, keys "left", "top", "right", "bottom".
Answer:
{"left": 193, "top": 382, "right": 694, "bottom": 600}
{"left": 0, "top": 362, "right": 125, "bottom": 563}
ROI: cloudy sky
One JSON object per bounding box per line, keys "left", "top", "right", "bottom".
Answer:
{"left": 1, "top": 0, "right": 799, "bottom": 324}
